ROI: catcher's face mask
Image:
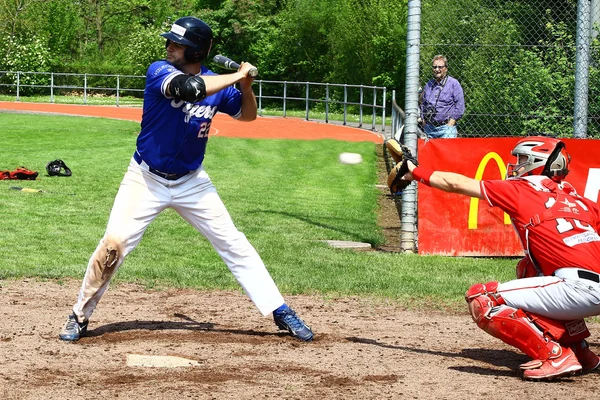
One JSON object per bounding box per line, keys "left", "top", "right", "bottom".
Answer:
{"left": 46, "top": 159, "right": 72, "bottom": 176}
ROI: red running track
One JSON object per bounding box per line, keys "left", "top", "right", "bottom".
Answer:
{"left": 0, "top": 101, "right": 384, "bottom": 143}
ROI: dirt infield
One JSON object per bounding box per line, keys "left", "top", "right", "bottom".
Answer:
{"left": 1, "top": 103, "right": 599, "bottom": 399}
{"left": 1, "top": 280, "right": 599, "bottom": 400}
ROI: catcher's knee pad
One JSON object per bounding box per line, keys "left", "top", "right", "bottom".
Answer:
{"left": 465, "top": 282, "right": 508, "bottom": 335}
{"left": 465, "top": 282, "right": 503, "bottom": 322}
{"left": 465, "top": 281, "right": 501, "bottom": 302}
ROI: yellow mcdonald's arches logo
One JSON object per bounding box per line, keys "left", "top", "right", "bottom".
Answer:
{"left": 468, "top": 152, "right": 511, "bottom": 229}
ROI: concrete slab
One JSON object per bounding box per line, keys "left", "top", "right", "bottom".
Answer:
{"left": 322, "top": 240, "right": 372, "bottom": 250}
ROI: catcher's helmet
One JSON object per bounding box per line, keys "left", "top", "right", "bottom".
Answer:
{"left": 507, "top": 136, "right": 570, "bottom": 180}
{"left": 161, "top": 17, "right": 213, "bottom": 63}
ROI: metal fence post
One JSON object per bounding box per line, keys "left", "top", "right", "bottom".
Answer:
{"left": 343, "top": 85, "right": 348, "bottom": 126}
{"left": 116, "top": 75, "right": 120, "bottom": 107}
{"left": 359, "top": 85, "right": 364, "bottom": 128}
{"left": 382, "top": 87, "right": 387, "bottom": 135}
{"left": 574, "top": 0, "right": 592, "bottom": 138}
{"left": 50, "top": 73, "right": 54, "bottom": 103}
{"left": 325, "top": 83, "right": 329, "bottom": 123}
{"left": 283, "top": 81, "right": 287, "bottom": 117}
{"left": 84, "top": 74, "right": 88, "bottom": 105}
{"left": 305, "top": 82, "right": 309, "bottom": 120}
{"left": 371, "top": 87, "right": 377, "bottom": 131}
{"left": 400, "top": 0, "right": 422, "bottom": 253}
{"left": 258, "top": 81, "right": 263, "bottom": 116}
{"left": 16, "top": 72, "right": 20, "bottom": 101}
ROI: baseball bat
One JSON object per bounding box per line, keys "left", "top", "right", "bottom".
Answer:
{"left": 212, "top": 54, "right": 258, "bottom": 77}
{"left": 9, "top": 186, "right": 76, "bottom": 196}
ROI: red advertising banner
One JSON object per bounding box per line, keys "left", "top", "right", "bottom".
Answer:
{"left": 417, "top": 138, "right": 600, "bottom": 256}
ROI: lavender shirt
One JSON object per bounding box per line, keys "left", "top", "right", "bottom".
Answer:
{"left": 421, "top": 75, "right": 465, "bottom": 125}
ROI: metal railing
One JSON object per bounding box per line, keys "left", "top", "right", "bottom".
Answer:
{"left": 256, "top": 80, "right": 387, "bottom": 132}
{"left": 0, "top": 71, "right": 144, "bottom": 106}
{"left": 0, "top": 70, "right": 389, "bottom": 133}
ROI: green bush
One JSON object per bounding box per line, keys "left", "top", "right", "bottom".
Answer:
{"left": 1, "top": 35, "right": 51, "bottom": 95}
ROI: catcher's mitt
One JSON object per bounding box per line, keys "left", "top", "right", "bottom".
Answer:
{"left": 386, "top": 143, "right": 418, "bottom": 193}
{"left": 46, "top": 159, "right": 72, "bottom": 177}
{"left": 385, "top": 138, "right": 404, "bottom": 164}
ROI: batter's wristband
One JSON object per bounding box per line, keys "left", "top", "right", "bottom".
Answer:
{"left": 413, "top": 166, "right": 434, "bottom": 186}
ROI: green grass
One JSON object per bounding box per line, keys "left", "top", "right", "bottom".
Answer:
{"left": 0, "top": 113, "right": 517, "bottom": 309}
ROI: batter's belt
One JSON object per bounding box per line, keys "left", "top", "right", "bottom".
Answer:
{"left": 133, "top": 152, "right": 193, "bottom": 181}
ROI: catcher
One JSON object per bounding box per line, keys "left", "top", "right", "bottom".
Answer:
{"left": 394, "top": 136, "right": 600, "bottom": 380}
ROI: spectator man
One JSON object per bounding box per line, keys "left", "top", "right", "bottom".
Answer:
{"left": 421, "top": 55, "right": 465, "bottom": 138}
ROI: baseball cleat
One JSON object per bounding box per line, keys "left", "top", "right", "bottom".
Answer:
{"left": 519, "top": 359, "right": 543, "bottom": 370}
{"left": 522, "top": 347, "right": 582, "bottom": 380}
{"left": 572, "top": 340, "right": 600, "bottom": 371}
{"left": 59, "top": 313, "right": 88, "bottom": 342}
{"left": 273, "top": 306, "right": 314, "bottom": 342}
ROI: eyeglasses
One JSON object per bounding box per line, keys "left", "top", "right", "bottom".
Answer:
{"left": 432, "top": 65, "right": 446, "bottom": 70}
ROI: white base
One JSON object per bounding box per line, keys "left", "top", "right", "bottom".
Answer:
{"left": 127, "top": 354, "right": 202, "bottom": 368}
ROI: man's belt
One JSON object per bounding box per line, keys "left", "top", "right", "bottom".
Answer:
{"left": 148, "top": 169, "right": 189, "bottom": 181}
{"left": 430, "top": 119, "right": 449, "bottom": 127}
{"left": 133, "top": 152, "right": 191, "bottom": 181}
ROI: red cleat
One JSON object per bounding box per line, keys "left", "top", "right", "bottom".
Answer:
{"left": 522, "top": 347, "right": 581, "bottom": 380}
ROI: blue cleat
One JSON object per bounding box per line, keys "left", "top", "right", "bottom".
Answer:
{"left": 273, "top": 305, "right": 314, "bottom": 342}
{"left": 59, "top": 313, "right": 88, "bottom": 342}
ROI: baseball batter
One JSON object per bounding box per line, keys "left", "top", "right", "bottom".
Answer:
{"left": 59, "top": 16, "right": 313, "bottom": 342}
{"left": 399, "top": 136, "right": 600, "bottom": 380}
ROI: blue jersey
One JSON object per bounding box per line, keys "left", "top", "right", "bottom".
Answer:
{"left": 136, "top": 60, "right": 242, "bottom": 174}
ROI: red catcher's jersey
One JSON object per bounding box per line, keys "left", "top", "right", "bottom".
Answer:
{"left": 481, "top": 175, "right": 600, "bottom": 276}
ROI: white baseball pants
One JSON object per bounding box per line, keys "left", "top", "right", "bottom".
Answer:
{"left": 498, "top": 268, "right": 600, "bottom": 320}
{"left": 72, "top": 157, "right": 285, "bottom": 321}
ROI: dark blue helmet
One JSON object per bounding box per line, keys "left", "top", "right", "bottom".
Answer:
{"left": 161, "top": 17, "right": 213, "bottom": 63}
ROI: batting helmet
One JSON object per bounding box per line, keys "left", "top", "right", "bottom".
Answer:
{"left": 161, "top": 17, "right": 213, "bottom": 63}
{"left": 507, "top": 136, "right": 570, "bottom": 180}
{"left": 46, "top": 159, "right": 72, "bottom": 177}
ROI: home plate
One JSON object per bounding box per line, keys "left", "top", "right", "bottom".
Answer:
{"left": 127, "top": 354, "right": 202, "bottom": 368}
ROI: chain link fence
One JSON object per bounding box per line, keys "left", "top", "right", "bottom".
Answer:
{"left": 416, "top": 0, "right": 600, "bottom": 138}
